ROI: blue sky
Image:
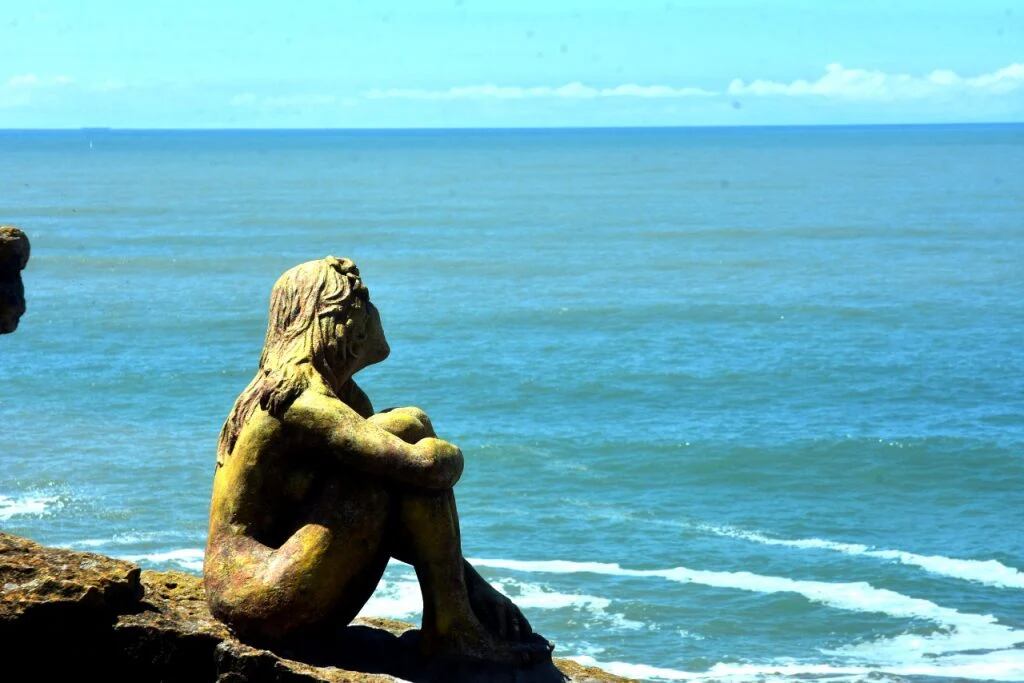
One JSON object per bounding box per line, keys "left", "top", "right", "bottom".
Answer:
{"left": 1, "top": 0, "right": 1022, "bottom": 128}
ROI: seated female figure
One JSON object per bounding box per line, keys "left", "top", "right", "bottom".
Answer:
{"left": 204, "top": 257, "right": 548, "bottom": 665}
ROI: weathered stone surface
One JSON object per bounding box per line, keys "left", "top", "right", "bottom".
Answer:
{"left": 207, "top": 257, "right": 555, "bottom": 668}
{"left": 0, "top": 533, "right": 630, "bottom": 682}
{"left": 0, "top": 530, "right": 142, "bottom": 623}
{"left": 0, "top": 531, "right": 144, "bottom": 676}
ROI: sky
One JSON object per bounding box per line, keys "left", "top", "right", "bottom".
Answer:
{"left": 1, "top": 0, "right": 1022, "bottom": 128}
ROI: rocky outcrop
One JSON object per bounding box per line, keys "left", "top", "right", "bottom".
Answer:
{"left": 0, "top": 532, "right": 629, "bottom": 682}
{"left": 0, "top": 225, "right": 30, "bottom": 333}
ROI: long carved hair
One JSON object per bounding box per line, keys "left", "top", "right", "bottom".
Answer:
{"left": 216, "top": 257, "right": 370, "bottom": 465}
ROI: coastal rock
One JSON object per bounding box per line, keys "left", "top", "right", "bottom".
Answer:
{"left": 0, "top": 530, "right": 142, "bottom": 620}
{"left": 0, "top": 224, "right": 30, "bottom": 333}
{"left": 0, "top": 532, "right": 629, "bottom": 682}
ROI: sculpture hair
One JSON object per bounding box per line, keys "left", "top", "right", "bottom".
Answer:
{"left": 216, "top": 256, "right": 370, "bottom": 465}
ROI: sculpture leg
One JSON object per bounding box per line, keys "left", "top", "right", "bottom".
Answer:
{"left": 205, "top": 475, "right": 392, "bottom": 642}
{"left": 390, "top": 490, "right": 548, "bottom": 663}
{"left": 368, "top": 408, "right": 546, "bottom": 660}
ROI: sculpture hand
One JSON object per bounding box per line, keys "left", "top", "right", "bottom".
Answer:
{"left": 414, "top": 437, "right": 464, "bottom": 490}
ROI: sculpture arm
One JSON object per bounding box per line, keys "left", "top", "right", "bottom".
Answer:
{"left": 283, "top": 389, "right": 462, "bottom": 490}
{"left": 339, "top": 377, "right": 435, "bottom": 443}
{"left": 368, "top": 406, "right": 437, "bottom": 443}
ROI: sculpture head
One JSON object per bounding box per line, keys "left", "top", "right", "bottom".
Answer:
{"left": 218, "top": 256, "right": 388, "bottom": 461}
{"left": 0, "top": 226, "right": 30, "bottom": 334}
{"left": 259, "top": 256, "right": 390, "bottom": 381}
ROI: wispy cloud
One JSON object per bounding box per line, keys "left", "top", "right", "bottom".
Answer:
{"left": 728, "top": 63, "right": 1024, "bottom": 100}
{"left": 364, "top": 82, "right": 717, "bottom": 100}
{"left": 6, "top": 73, "right": 74, "bottom": 88}
{"left": 362, "top": 63, "right": 1024, "bottom": 103}
{"left": 4, "top": 63, "right": 1022, "bottom": 119}
{"left": 1, "top": 73, "right": 75, "bottom": 108}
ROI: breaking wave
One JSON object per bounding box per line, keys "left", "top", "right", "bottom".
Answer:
{"left": 698, "top": 523, "right": 1024, "bottom": 589}
{"left": 117, "top": 547, "right": 204, "bottom": 572}
{"left": 470, "top": 556, "right": 1024, "bottom": 680}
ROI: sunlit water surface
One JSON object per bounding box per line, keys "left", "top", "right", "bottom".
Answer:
{"left": 1, "top": 126, "right": 1022, "bottom": 681}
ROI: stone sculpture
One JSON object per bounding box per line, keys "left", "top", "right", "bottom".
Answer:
{"left": 0, "top": 225, "right": 30, "bottom": 334}
{"left": 204, "top": 257, "right": 552, "bottom": 670}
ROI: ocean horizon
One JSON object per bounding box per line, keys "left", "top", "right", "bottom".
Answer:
{"left": 1, "top": 124, "right": 1022, "bottom": 681}
{"left": 4, "top": 121, "right": 1024, "bottom": 131}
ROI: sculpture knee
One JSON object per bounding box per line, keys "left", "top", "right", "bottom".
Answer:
{"left": 371, "top": 406, "right": 436, "bottom": 442}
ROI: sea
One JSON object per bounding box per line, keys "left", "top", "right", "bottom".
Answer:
{"left": 1, "top": 125, "right": 1022, "bottom": 681}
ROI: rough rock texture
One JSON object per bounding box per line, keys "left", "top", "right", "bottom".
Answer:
{"left": 0, "top": 532, "right": 630, "bottom": 682}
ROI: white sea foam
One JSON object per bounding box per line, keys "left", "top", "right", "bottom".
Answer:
{"left": 358, "top": 575, "right": 424, "bottom": 619}
{"left": 357, "top": 569, "right": 644, "bottom": 630}
{"left": 70, "top": 538, "right": 117, "bottom": 548}
{"left": 570, "top": 651, "right": 1024, "bottom": 682}
{"left": 469, "top": 556, "right": 1024, "bottom": 679}
{"left": 698, "top": 523, "right": 1024, "bottom": 589}
{"left": 118, "top": 548, "right": 205, "bottom": 572}
{"left": 493, "top": 578, "right": 610, "bottom": 611}
{"left": 0, "top": 493, "right": 62, "bottom": 520}
{"left": 469, "top": 557, "right": 993, "bottom": 628}
{"left": 570, "top": 655, "right": 697, "bottom": 681}
{"left": 68, "top": 530, "right": 201, "bottom": 549}
{"left": 494, "top": 578, "right": 646, "bottom": 630}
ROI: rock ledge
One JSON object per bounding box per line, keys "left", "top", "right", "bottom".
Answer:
{"left": 0, "top": 532, "right": 629, "bottom": 682}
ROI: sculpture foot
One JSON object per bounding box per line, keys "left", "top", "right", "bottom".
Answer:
{"left": 466, "top": 568, "right": 535, "bottom": 642}
{"left": 421, "top": 618, "right": 553, "bottom": 668}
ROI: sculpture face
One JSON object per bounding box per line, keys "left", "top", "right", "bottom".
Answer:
{"left": 0, "top": 226, "right": 29, "bottom": 334}
{"left": 351, "top": 299, "right": 390, "bottom": 372}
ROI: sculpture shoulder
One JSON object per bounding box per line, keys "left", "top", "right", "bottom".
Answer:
{"left": 282, "top": 387, "right": 362, "bottom": 435}
{"left": 280, "top": 387, "right": 400, "bottom": 461}
{"left": 231, "top": 407, "right": 288, "bottom": 458}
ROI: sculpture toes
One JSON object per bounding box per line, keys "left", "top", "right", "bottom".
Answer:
{"left": 474, "top": 598, "right": 500, "bottom": 638}
{"left": 494, "top": 601, "right": 511, "bottom": 639}
{"left": 513, "top": 634, "right": 554, "bottom": 664}
{"left": 508, "top": 609, "right": 520, "bottom": 641}
{"left": 505, "top": 603, "right": 521, "bottom": 640}
{"left": 489, "top": 595, "right": 531, "bottom": 642}
{"left": 511, "top": 603, "right": 532, "bottom": 639}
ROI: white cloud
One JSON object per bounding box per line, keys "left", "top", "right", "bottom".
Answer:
{"left": 728, "top": 62, "right": 1024, "bottom": 100}
{"left": 7, "top": 74, "right": 40, "bottom": 87}
{"left": 6, "top": 73, "right": 73, "bottom": 88}
{"left": 364, "top": 82, "right": 717, "bottom": 100}
{"left": 363, "top": 63, "right": 1024, "bottom": 104}
{"left": 1, "top": 73, "right": 75, "bottom": 108}
{"left": 4, "top": 62, "right": 1022, "bottom": 118}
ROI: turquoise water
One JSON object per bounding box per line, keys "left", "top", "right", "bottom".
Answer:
{"left": 1, "top": 126, "right": 1022, "bottom": 681}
